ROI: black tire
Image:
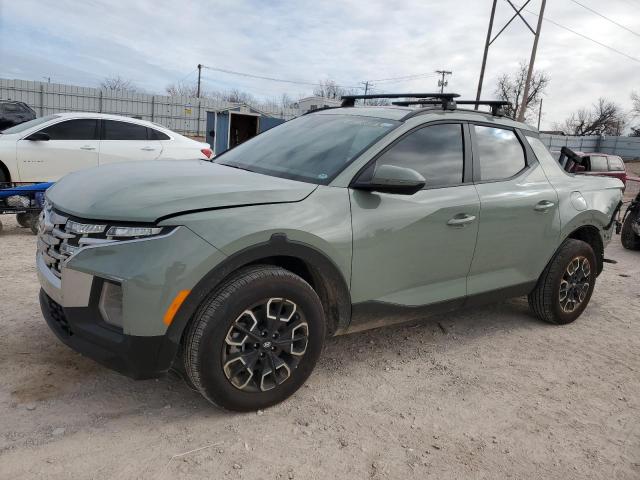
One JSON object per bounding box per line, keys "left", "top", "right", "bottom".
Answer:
{"left": 183, "top": 265, "right": 326, "bottom": 411}
{"left": 621, "top": 212, "right": 640, "bottom": 250}
{"left": 528, "top": 239, "right": 597, "bottom": 325}
{"left": 29, "top": 212, "right": 40, "bottom": 235}
{"left": 16, "top": 212, "right": 30, "bottom": 228}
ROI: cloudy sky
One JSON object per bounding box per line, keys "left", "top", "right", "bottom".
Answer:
{"left": 1, "top": 0, "right": 639, "bottom": 128}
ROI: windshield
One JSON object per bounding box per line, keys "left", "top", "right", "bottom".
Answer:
{"left": 216, "top": 114, "right": 399, "bottom": 184}
{"left": 1, "top": 114, "right": 60, "bottom": 134}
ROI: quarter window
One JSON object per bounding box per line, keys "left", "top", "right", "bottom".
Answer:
{"left": 474, "top": 126, "right": 525, "bottom": 181}
{"left": 148, "top": 128, "right": 170, "bottom": 140}
{"left": 103, "top": 120, "right": 148, "bottom": 140}
{"left": 371, "top": 123, "right": 464, "bottom": 188}
{"left": 41, "top": 119, "right": 99, "bottom": 140}
{"left": 608, "top": 156, "right": 625, "bottom": 171}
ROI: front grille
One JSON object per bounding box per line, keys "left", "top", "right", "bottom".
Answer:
{"left": 45, "top": 294, "right": 73, "bottom": 336}
{"left": 37, "top": 204, "right": 114, "bottom": 278}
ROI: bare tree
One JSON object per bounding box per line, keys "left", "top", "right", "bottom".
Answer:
{"left": 313, "top": 80, "right": 357, "bottom": 100}
{"left": 494, "top": 62, "right": 549, "bottom": 122}
{"left": 557, "top": 98, "right": 626, "bottom": 136}
{"left": 165, "top": 82, "right": 199, "bottom": 97}
{"left": 101, "top": 75, "right": 139, "bottom": 93}
{"left": 630, "top": 91, "right": 640, "bottom": 136}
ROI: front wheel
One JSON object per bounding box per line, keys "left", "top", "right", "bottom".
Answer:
{"left": 528, "top": 239, "right": 597, "bottom": 325}
{"left": 183, "top": 265, "right": 326, "bottom": 411}
{"left": 621, "top": 211, "right": 640, "bottom": 250}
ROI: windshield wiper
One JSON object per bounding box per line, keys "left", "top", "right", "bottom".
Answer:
{"left": 219, "top": 163, "right": 255, "bottom": 173}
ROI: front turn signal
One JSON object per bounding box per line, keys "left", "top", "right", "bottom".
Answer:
{"left": 163, "top": 290, "right": 191, "bottom": 326}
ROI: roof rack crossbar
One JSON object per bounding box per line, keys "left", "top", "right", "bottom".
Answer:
{"left": 393, "top": 99, "right": 512, "bottom": 117}
{"left": 340, "top": 92, "right": 459, "bottom": 107}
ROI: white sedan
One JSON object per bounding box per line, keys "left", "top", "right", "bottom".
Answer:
{"left": 0, "top": 112, "right": 213, "bottom": 183}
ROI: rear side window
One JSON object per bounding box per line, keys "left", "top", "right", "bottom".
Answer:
{"left": 608, "top": 156, "right": 625, "bottom": 171}
{"left": 41, "top": 119, "right": 99, "bottom": 140}
{"left": 474, "top": 126, "right": 526, "bottom": 181}
{"left": 372, "top": 123, "right": 464, "bottom": 188}
{"left": 2, "top": 103, "right": 20, "bottom": 113}
{"left": 148, "top": 128, "right": 170, "bottom": 140}
{"left": 589, "top": 155, "right": 608, "bottom": 172}
{"left": 103, "top": 120, "right": 148, "bottom": 140}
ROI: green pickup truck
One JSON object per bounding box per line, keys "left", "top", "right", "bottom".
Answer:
{"left": 37, "top": 94, "right": 623, "bottom": 411}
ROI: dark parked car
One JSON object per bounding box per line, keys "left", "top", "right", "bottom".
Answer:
{"left": 0, "top": 101, "right": 36, "bottom": 131}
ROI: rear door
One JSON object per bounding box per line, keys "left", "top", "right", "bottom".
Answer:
{"left": 99, "top": 120, "right": 161, "bottom": 164}
{"left": 467, "top": 125, "right": 560, "bottom": 296}
{"left": 350, "top": 122, "right": 480, "bottom": 316}
{"left": 17, "top": 118, "right": 100, "bottom": 181}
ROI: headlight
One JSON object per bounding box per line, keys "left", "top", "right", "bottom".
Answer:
{"left": 66, "top": 220, "right": 106, "bottom": 234}
{"left": 106, "top": 226, "right": 163, "bottom": 237}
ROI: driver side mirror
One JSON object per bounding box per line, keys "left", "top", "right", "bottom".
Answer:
{"left": 352, "top": 164, "right": 426, "bottom": 195}
{"left": 26, "top": 132, "right": 50, "bottom": 141}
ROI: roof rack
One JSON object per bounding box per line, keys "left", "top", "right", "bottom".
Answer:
{"left": 392, "top": 99, "right": 511, "bottom": 116}
{"left": 340, "top": 93, "right": 459, "bottom": 109}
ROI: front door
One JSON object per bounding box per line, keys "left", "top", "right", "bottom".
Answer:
{"left": 467, "top": 124, "right": 560, "bottom": 296}
{"left": 17, "top": 118, "right": 100, "bottom": 182}
{"left": 350, "top": 123, "right": 480, "bottom": 324}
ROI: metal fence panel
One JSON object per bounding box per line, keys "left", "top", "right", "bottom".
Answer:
{"left": 0, "top": 78, "right": 299, "bottom": 136}
{"left": 540, "top": 134, "right": 640, "bottom": 160}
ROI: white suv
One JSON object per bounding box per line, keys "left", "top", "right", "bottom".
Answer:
{"left": 0, "top": 112, "right": 212, "bottom": 182}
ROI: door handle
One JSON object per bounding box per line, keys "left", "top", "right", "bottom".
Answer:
{"left": 534, "top": 200, "right": 555, "bottom": 212}
{"left": 80, "top": 145, "right": 96, "bottom": 151}
{"left": 141, "top": 146, "right": 156, "bottom": 151}
{"left": 447, "top": 214, "right": 477, "bottom": 227}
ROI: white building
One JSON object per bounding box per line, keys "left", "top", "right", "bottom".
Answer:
{"left": 294, "top": 96, "right": 342, "bottom": 114}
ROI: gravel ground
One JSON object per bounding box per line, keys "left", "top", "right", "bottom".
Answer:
{"left": 0, "top": 215, "right": 638, "bottom": 479}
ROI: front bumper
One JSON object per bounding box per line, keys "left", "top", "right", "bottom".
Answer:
{"left": 39, "top": 288, "right": 175, "bottom": 379}
{"left": 36, "top": 220, "right": 226, "bottom": 379}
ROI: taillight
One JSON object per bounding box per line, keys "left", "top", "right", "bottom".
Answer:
{"left": 201, "top": 148, "right": 213, "bottom": 159}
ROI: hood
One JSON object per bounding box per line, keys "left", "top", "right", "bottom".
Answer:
{"left": 47, "top": 160, "right": 317, "bottom": 222}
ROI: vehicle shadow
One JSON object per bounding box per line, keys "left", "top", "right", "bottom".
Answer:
{"left": 4, "top": 296, "right": 547, "bottom": 429}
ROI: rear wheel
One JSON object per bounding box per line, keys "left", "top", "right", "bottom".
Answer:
{"left": 16, "top": 213, "right": 31, "bottom": 228}
{"left": 528, "top": 239, "right": 597, "bottom": 325}
{"left": 621, "top": 211, "right": 640, "bottom": 250}
{"left": 183, "top": 265, "right": 326, "bottom": 411}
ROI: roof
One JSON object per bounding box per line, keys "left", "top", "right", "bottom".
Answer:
{"left": 42, "top": 112, "right": 173, "bottom": 131}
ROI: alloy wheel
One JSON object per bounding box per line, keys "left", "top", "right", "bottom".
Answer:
{"left": 222, "top": 298, "right": 309, "bottom": 392}
{"left": 558, "top": 256, "right": 591, "bottom": 313}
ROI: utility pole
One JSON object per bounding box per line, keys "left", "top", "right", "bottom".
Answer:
{"left": 361, "top": 81, "right": 370, "bottom": 105}
{"left": 537, "top": 98, "right": 543, "bottom": 130}
{"left": 436, "top": 70, "right": 452, "bottom": 94}
{"left": 517, "top": 0, "right": 546, "bottom": 122}
{"left": 196, "top": 64, "right": 202, "bottom": 98}
{"left": 475, "top": 0, "right": 497, "bottom": 109}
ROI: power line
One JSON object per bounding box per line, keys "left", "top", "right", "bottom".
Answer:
{"left": 518, "top": 2, "right": 640, "bottom": 64}
{"left": 568, "top": 0, "right": 640, "bottom": 38}
{"left": 201, "top": 65, "right": 362, "bottom": 90}
{"left": 367, "top": 72, "right": 437, "bottom": 83}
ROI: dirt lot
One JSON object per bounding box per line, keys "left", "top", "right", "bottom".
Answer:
{"left": 0, "top": 215, "right": 639, "bottom": 480}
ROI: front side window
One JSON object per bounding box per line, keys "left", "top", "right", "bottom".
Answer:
{"left": 216, "top": 114, "right": 399, "bottom": 184}
{"left": 103, "top": 120, "right": 148, "bottom": 140}
{"left": 588, "top": 155, "right": 608, "bottom": 172}
{"left": 370, "top": 123, "right": 464, "bottom": 188}
{"left": 474, "top": 125, "right": 526, "bottom": 181}
{"left": 608, "top": 156, "right": 625, "bottom": 171}
{"left": 41, "top": 119, "right": 98, "bottom": 140}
